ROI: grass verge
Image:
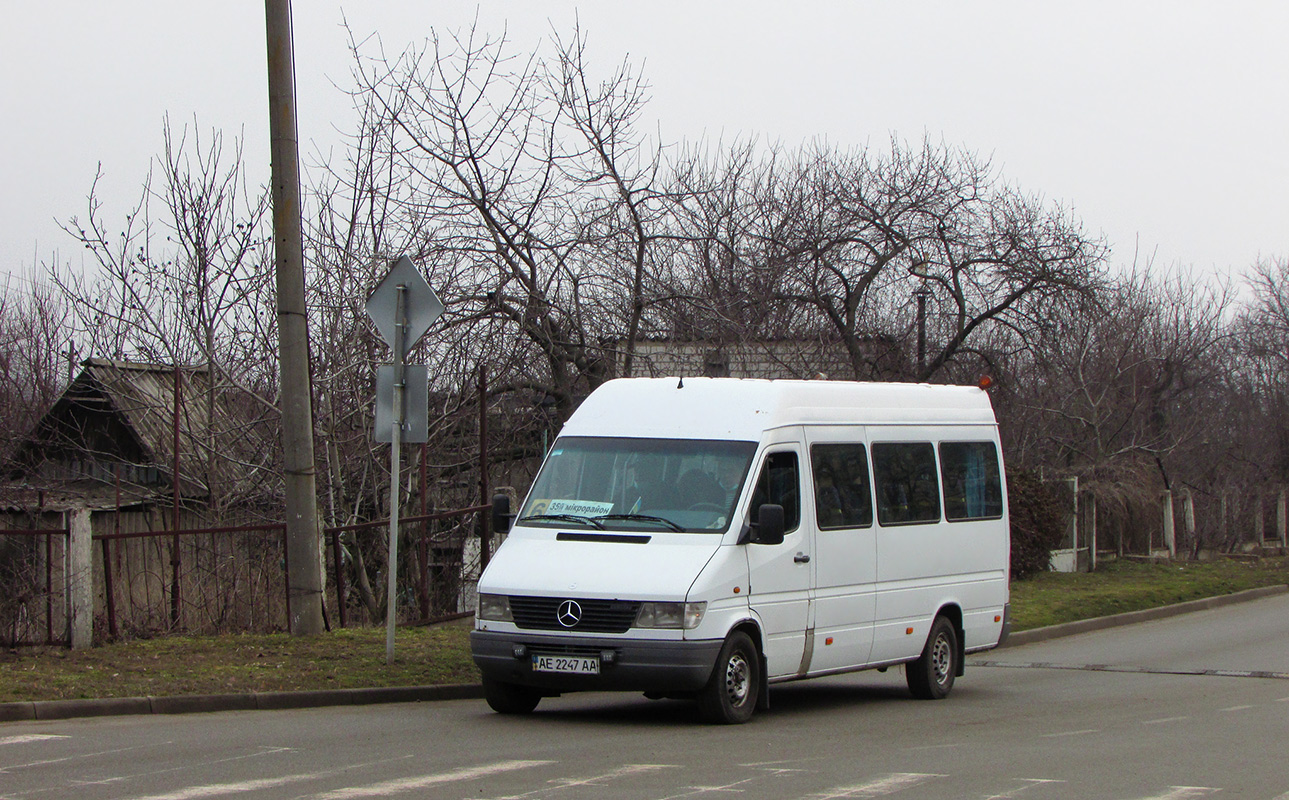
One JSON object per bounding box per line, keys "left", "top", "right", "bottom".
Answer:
{"left": 1, "top": 557, "right": 1285, "bottom": 704}
{"left": 0, "top": 624, "right": 478, "bottom": 704}
{"left": 1008, "top": 555, "right": 1289, "bottom": 631}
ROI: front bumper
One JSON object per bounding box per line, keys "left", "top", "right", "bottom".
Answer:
{"left": 471, "top": 630, "right": 723, "bottom": 694}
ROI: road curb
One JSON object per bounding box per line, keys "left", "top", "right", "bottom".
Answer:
{"left": 999, "top": 584, "right": 1289, "bottom": 649}
{"left": 4, "top": 586, "right": 1286, "bottom": 724}
{"left": 0, "top": 683, "right": 483, "bottom": 724}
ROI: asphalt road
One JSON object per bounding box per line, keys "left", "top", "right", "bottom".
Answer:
{"left": 2, "top": 594, "right": 1287, "bottom": 800}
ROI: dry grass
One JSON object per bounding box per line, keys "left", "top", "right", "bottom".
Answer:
{"left": 1009, "top": 555, "right": 1289, "bottom": 630}
{"left": 0, "top": 624, "right": 477, "bottom": 704}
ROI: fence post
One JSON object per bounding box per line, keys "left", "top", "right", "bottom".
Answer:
{"left": 331, "top": 530, "right": 347, "bottom": 628}
{"left": 1255, "top": 494, "right": 1266, "bottom": 547}
{"left": 1181, "top": 489, "right": 1196, "bottom": 558}
{"left": 1218, "top": 493, "right": 1229, "bottom": 554}
{"left": 1161, "top": 490, "right": 1176, "bottom": 558}
{"left": 101, "top": 536, "right": 117, "bottom": 640}
{"left": 1273, "top": 486, "right": 1283, "bottom": 548}
{"left": 67, "top": 508, "right": 93, "bottom": 650}
{"left": 172, "top": 363, "right": 182, "bottom": 629}
{"left": 1088, "top": 491, "right": 1097, "bottom": 571}
{"left": 478, "top": 366, "right": 491, "bottom": 571}
{"left": 418, "top": 443, "right": 430, "bottom": 621}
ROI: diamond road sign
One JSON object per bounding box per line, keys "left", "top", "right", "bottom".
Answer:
{"left": 365, "top": 256, "right": 443, "bottom": 358}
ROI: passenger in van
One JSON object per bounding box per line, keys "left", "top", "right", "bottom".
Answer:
{"left": 628, "top": 458, "right": 678, "bottom": 513}
{"left": 678, "top": 469, "right": 726, "bottom": 510}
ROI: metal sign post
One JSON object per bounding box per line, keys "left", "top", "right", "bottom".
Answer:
{"left": 365, "top": 256, "right": 443, "bottom": 664}
{"left": 385, "top": 285, "right": 406, "bottom": 664}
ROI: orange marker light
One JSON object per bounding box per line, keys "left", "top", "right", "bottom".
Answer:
{"left": 733, "top": 587, "right": 740, "bottom": 594}
{"left": 825, "top": 637, "right": 834, "bottom": 646}
{"left": 994, "top": 615, "right": 1002, "bottom": 623}
{"left": 906, "top": 627, "right": 914, "bottom": 635}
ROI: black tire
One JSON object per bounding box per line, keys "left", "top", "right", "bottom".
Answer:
{"left": 483, "top": 677, "right": 541, "bottom": 714}
{"left": 698, "top": 631, "right": 760, "bottom": 724}
{"left": 906, "top": 615, "right": 958, "bottom": 700}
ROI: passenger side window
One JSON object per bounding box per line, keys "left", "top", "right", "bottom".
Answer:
{"left": 749, "top": 451, "right": 801, "bottom": 531}
{"left": 939, "top": 441, "right": 1003, "bottom": 520}
{"left": 811, "top": 443, "right": 873, "bottom": 529}
{"left": 872, "top": 442, "right": 940, "bottom": 525}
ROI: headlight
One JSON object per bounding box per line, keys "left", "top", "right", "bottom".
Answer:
{"left": 635, "top": 601, "right": 706, "bottom": 630}
{"left": 477, "top": 594, "right": 512, "bottom": 622}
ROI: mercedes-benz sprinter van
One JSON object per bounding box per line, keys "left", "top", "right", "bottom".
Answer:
{"left": 471, "top": 377, "right": 1010, "bottom": 723}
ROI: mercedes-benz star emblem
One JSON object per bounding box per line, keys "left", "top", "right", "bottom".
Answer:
{"left": 557, "top": 600, "right": 582, "bottom": 628}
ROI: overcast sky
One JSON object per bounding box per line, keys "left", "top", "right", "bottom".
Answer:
{"left": 3, "top": 1, "right": 1286, "bottom": 288}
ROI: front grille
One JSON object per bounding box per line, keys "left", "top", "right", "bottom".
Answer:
{"left": 527, "top": 643, "right": 609, "bottom": 659}
{"left": 509, "top": 596, "right": 641, "bottom": 634}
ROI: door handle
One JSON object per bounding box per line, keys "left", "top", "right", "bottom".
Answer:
{"left": 794, "top": 552, "right": 811, "bottom": 563}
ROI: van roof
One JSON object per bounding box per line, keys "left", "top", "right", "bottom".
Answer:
{"left": 560, "top": 377, "right": 998, "bottom": 441}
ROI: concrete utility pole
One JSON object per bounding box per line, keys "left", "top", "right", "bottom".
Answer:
{"left": 265, "top": 0, "right": 324, "bottom": 635}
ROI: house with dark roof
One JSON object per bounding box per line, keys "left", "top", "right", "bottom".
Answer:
{"left": 1, "top": 359, "right": 279, "bottom": 647}
{"left": 4, "top": 359, "right": 261, "bottom": 513}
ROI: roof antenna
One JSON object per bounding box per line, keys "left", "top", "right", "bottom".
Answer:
{"left": 677, "top": 376, "right": 684, "bottom": 389}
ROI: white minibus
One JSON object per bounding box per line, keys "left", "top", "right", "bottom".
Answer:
{"left": 471, "top": 377, "right": 1011, "bottom": 723}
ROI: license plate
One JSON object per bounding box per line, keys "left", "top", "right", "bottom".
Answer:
{"left": 532, "top": 655, "right": 600, "bottom": 674}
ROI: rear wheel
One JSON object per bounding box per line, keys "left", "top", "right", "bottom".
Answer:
{"left": 906, "top": 615, "right": 958, "bottom": 700}
{"left": 483, "top": 677, "right": 541, "bottom": 714}
{"left": 698, "top": 631, "right": 760, "bottom": 724}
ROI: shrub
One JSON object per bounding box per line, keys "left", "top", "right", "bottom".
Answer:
{"left": 1007, "top": 467, "right": 1067, "bottom": 580}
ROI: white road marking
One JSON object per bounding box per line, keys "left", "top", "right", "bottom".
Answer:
{"left": 310, "top": 760, "right": 556, "bottom": 800}
{"left": 1, "top": 742, "right": 156, "bottom": 773}
{"left": 972, "top": 661, "right": 1289, "bottom": 681}
{"left": 741, "top": 757, "right": 822, "bottom": 771}
{"left": 74, "top": 745, "right": 301, "bottom": 789}
{"left": 1142, "top": 717, "right": 1189, "bottom": 725}
{"left": 1040, "top": 729, "right": 1098, "bottom": 738}
{"left": 481, "top": 764, "right": 676, "bottom": 800}
{"left": 1130, "top": 787, "right": 1220, "bottom": 799}
{"left": 0, "top": 735, "right": 69, "bottom": 747}
{"left": 124, "top": 772, "right": 334, "bottom": 800}
{"left": 983, "top": 778, "right": 1066, "bottom": 799}
{"left": 656, "top": 777, "right": 762, "bottom": 799}
{"left": 808, "top": 772, "right": 947, "bottom": 799}
{"left": 1219, "top": 704, "right": 1253, "bottom": 712}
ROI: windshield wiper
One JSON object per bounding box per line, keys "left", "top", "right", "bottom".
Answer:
{"left": 594, "top": 513, "right": 686, "bottom": 532}
{"left": 517, "top": 513, "right": 606, "bottom": 530}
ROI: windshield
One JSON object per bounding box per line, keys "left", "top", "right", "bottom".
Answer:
{"left": 518, "top": 437, "right": 757, "bottom": 533}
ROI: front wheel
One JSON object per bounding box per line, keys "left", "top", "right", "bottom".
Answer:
{"left": 483, "top": 676, "right": 541, "bottom": 714}
{"left": 906, "top": 615, "right": 958, "bottom": 700}
{"left": 698, "top": 631, "right": 760, "bottom": 724}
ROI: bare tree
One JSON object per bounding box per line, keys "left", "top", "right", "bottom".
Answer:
{"left": 344, "top": 22, "right": 671, "bottom": 423}
{"left": 51, "top": 118, "right": 279, "bottom": 510}
{"left": 0, "top": 275, "right": 73, "bottom": 469}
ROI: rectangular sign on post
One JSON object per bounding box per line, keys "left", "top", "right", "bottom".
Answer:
{"left": 375, "top": 365, "right": 429, "bottom": 443}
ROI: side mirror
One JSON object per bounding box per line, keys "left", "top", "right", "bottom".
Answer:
{"left": 491, "top": 493, "right": 513, "bottom": 534}
{"left": 751, "top": 503, "right": 785, "bottom": 545}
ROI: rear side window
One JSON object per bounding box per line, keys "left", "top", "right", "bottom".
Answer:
{"left": 939, "top": 441, "right": 1003, "bottom": 520}
{"left": 811, "top": 443, "right": 873, "bottom": 529}
{"left": 872, "top": 442, "right": 940, "bottom": 525}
